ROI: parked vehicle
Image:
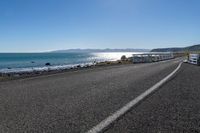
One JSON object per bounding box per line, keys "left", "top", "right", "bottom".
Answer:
{"left": 188, "top": 54, "right": 200, "bottom": 65}
{"left": 132, "top": 52, "right": 174, "bottom": 63}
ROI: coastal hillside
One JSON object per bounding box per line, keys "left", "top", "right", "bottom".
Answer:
{"left": 151, "top": 44, "right": 200, "bottom": 52}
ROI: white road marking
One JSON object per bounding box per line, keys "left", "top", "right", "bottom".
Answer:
{"left": 86, "top": 62, "right": 183, "bottom": 133}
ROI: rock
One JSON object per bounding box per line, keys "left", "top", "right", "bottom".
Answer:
{"left": 45, "top": 63, "right": 51, "bottom": 66}
{"left": 118, "top": 61, "right": 122, "bottom": 64}
{"left": 77, "top": 65, "right": 81, "bottom": 68}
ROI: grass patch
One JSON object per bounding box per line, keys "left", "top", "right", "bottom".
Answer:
{"left": 0, "top": 76, "right": 9, "bottom": 81}
{"left": 0, "top": 76, "right": 5, "bottom": 81}
{"left": 96, "top": 60, "right": 132, "bottom": 66}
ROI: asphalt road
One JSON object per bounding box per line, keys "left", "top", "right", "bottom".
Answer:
{"left": 0, "top": 59, "right": 181, "bottom": 133}
{"left": 106, "top": 63, "right": 200, "bottom": 133}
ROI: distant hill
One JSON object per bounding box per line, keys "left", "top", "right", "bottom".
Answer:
{"left": 51, "top": 48, "right": 150, "bottom": 53}
{"left": 151, "top": 44, "right": 200, "bottom": 52}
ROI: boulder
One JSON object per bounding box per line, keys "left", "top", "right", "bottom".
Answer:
{"left": 45, "top": 63, "right": 51, "bottom": 66}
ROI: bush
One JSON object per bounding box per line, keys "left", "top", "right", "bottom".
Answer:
{"left": 121, "top": 55, "right": 127, "bottom": 61}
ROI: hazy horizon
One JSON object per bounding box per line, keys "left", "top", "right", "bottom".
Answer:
{"left": 0, "top": 0, "right": 200, "bottom": 52}
{"left": 0, "top": 48, "right": 150, "bottom": 53}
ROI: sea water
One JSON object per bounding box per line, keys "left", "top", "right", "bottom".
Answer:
{"left": 0, "top": 52, "right": 141, "bottom": 73}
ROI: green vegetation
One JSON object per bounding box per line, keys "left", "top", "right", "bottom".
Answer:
{"left": 96, "top": 59, "right": 132, "bottom": 67}
{"left": 0, "top": 76, "right": 5, "bottom": 81}
{"left": 121, "top": 55, "right": 127, "bottom": 61}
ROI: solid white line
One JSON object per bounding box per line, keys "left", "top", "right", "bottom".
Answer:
{"left": 86, "top": 62, "right": 183, "bottom": 133}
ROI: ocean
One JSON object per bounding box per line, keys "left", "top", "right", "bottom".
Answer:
{"left": 0, "top": 52, "right": 140, "bottom": 73}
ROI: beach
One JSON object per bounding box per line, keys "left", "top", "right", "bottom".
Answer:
{"left": 0, "top": 59, "right": 133, "bottom": 82}
{"left": 0, "top": 58, "right": 182, "bottom": 132}
{"left": 0, "top": 52, "right": 137, "bottom": 74}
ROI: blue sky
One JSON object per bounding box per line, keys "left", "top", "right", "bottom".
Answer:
{"left": 0, "top": 0, "right": 200, "bottom": 52}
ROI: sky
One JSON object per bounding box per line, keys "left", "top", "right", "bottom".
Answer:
{"left": 0, "top": 0, "right": 200, "bottom": 52}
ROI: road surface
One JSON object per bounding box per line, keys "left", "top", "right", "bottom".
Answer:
{"left": 0, "top": 59, "right": 181, "bottom": 133}
{"left": 106, "top": 63, "right": 200, "bottom": 133}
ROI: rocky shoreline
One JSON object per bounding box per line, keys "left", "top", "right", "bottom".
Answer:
{"left": 0, "top": 60, "right": 132, "bottom": 81}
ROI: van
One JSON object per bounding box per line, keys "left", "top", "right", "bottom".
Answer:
{"left": 189, "top": 54, "right": 200, "bottom": 65}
